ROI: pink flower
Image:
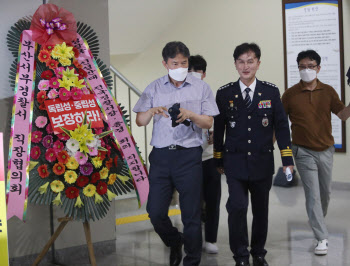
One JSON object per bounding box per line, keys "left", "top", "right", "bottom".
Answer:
{"left": 35, "top": 116, "right": 48, "bottom": 128}
{"left": 53, "top": 140, "right": 64, "bottom": 153}
{"left": 59, "top": 88, "right": 71, "bottom": 101}
{"left": 46, "top": 123, "right": 53, "bottom": 134}
{"left": 31, "top": 131, "right": 43, "bottom": 143}
{"left": 82, "top": 87, "right": 90, "bottom": 95}
{"left": 71, "top": 87, "right": 83, "bottom": 101}
{"left": 30, "top": 146, "right": 41, "bottom": 160}
{"left": 38, "top": 80, "right": 50, "bottom": 91}
{"left": 88, "top": 147, "right": 98, "bottom": 156}
{"left": 54, "top": 67, "right": 65, "bottom": 79}
{"left": 49, "top": 77, "right": 60, "bottom": 89}
{"left": 48, "top": 89, "right": 58, "bottom": 99}
{"left": 57, "top": 132, "right": 70, "bottom": 141}
{"left": 45, "top": 148, "right": 57, "bottom": 162}
{"left": 75, "top": 151, "right": 88, "bottom": 165}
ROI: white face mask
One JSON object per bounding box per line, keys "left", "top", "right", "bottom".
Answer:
{"left": 168, "top": 67, "right": 188, "bottom": 81}
{"left": 299, "top": 69, "right": 317, "bottom": 83}
{"left": 188, "top": 72, "right": 202, "bottom": 79}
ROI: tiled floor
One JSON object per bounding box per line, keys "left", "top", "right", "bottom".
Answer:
{"left": 79, "top": 177, "right": 350, "bottom": 265}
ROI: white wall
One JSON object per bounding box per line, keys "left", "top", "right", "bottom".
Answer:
{"left": 110, "top": 0, "right": 350, "bottom": 182}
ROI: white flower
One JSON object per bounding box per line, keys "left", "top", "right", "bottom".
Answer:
{"left": 86, "top": 136, "right": 98, "bottom": 147}
{"left": 66, "top": 138, "right": 80, "bottom": 153}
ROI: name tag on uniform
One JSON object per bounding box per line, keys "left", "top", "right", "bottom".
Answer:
{"left": 258, "top": 100, "right": 271, "bottom": 109}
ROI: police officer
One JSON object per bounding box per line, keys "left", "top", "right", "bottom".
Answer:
{"left": 214, "top": 43, "right": 294, "bottom": 266}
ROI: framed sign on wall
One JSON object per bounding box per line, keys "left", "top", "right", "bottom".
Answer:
{"left": 282, "top": 0, "right": 346, "bottom": 152}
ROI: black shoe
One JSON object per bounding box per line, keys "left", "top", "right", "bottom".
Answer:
{"left": 169, "top": 234, "right": 184, "bottom": 266}
{"left": 253, "top": 256, "right": 269, "bottom": 266}
{"left": 235, "top": 261, "right": 250, "bottom": 266}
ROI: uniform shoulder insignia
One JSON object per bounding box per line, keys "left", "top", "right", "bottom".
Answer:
{"left": 261, "top": 81, "right": 278, "bottom": 89}
{"left": 218, "top": 82, "right": 234, "bottom": 91}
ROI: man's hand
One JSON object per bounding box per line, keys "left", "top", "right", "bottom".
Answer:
{"left": 216, "top": 167, "right": 225, "bottom": 175}
{"left": 176, "top": 108, "right": 194, "bottom": 123}
{"left": 208, "top": 130, "right": 214, "bottom": 145}
{"left": 283, "top": 165, "right": 294, "bottom": 173}
{"left": 148, "top": 106, "right": 169, "bottom": 118}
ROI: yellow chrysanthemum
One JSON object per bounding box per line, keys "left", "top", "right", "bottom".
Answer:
{"left": 64, "top": 170, "right": 78, "bottom": 184}
{"left": 66, "top": 157, "right": 79, "bottom": 170}
{"left": 91, "top": 157, "right": 103, "bottom": 168}
{"left": 108, "top": 174, "right": 117, "bottom": 185}
{"left": 94, "top": 193, "right": 103, "bottom": 204}
{"left": 71, "top": 78, "right": 85, "bottom": 89}
{"left": 38, "top": 182, "right": 49, "bottom": 194}
{"left": 58, "top": 76, "right": 74, "bottom": 91}
{"left": 62, "top": 67, "right": 78, "bottom": 81}
{"left": 75, "top": 195, "right": 84, "bottom": 208}
{"left": 99, "top": 167, "right": 109, "bottom": 179}
{"left": 83, "top": 184, "right": 96, "bottom": 197}
{"left": 50, "top": 180, "right": 65, "bottom": 193}
{"left": 51, "top": 42, "right": 74, "bottom": 59}
{"left": 52, "top": 192, "right": 62, "bottom": 206}
{"left": 107, "top": 189, "right": 117, "bottom": 201}
{"left": 59, "top": 57, "right": 71, "bottom": 66}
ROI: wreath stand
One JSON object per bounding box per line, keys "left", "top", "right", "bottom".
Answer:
{"left": 32, "top": 216, "right": 96, "bottom": 266}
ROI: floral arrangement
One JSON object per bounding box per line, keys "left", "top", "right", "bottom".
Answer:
{"left": 7, "top": 3, "right": 137, "bottom": 221}
{"left": 30, "top": 41, "right": 132, "bottom": 214}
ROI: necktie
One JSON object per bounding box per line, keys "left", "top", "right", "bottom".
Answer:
{"left": 244, "top": 88, "right": 252, "bottom": 109}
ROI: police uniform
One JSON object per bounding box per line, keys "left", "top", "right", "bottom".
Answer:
{"left": 214, "top": 79, "right": 293, "bottom": 263}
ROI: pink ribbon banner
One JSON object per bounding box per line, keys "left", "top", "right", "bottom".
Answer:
{"left": 73, "top": 34, "right": 149, "bottom": 206}
{"left": 6, "top": 30, "right": 36, "bottom": 221}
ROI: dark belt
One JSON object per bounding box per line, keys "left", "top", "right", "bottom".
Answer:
{"left": 162, "top": 145, "right": 188, "bottom": 150}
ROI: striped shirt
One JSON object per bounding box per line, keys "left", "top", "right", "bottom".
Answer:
{"left": 133, "top": 74, "right": 219, "bottom": 148}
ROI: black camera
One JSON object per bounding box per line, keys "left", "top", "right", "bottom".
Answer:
{"left": 168, "top": 103, "right": 191, "bottom": 127}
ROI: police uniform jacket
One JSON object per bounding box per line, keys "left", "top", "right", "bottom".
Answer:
{"left": 214, "top": 79, "right": 294, "bottom": 180}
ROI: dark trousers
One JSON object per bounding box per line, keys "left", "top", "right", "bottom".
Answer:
{"left": 202, "top": 158, "right": 221, "bottom": 243}
{"left": 147, "top": 147, "right": 203, "bottom": 266}
{"left": 225, "top": 176, "right": 272, "bottom": 262}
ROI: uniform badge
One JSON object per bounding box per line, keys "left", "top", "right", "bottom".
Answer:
{"left": 266, "top": 100, "right": 271, "bottom": 108}
{"left": 258, "top": 102, "right": 263, "bottom": 109}
{"left": 262, "top": 117, "right": 269, "bottom": 127}
{"left": 229, "top": 121, "right": 236, "bottom": 128}
{"left": 229, "top": 101, "right": 234, "bottom": 108}
{"left": 258, "top": 93, "right": 262, "bottom": 96}
{"left": 235, "top": 95, "right": 238, "bottom": 98}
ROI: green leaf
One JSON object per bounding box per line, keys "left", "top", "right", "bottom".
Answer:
{"left": 83, "top": 110, "right": 87, "bottom": 124}
{"left": 98, "top": 146, "right": 108, "bottom": 152}
{"left": 59, "top": 127, "right": 72, "bottom": 137}
{"left": 96, "top": 130, "right": 113, "bottom": 139}
{"left": 88, "top": 120, "right": 92, "bottom": 130}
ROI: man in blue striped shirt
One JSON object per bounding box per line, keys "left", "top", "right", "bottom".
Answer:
{"left": 133, "top": 41, "right": 219, "bottom": 266}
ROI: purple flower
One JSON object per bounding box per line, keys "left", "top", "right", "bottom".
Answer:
{"left": 75, "top": 151, "right": 88, "bottom": 165}
{"left": 80, "top": 162, "right": 93, "bottom": 175}
{"left": 43, "top": 135, "right": 53, "bottom": 148}
{"left": 35, "top": 116, "right": 48, "bottom": 128}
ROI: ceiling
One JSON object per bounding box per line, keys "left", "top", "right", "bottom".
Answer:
{"left": 108, "top": 0, "right": 186, "bottom": 55}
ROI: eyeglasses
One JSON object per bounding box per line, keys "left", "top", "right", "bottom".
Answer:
{"left": 298, "top": 65, "right": 318, "bottom": 70}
